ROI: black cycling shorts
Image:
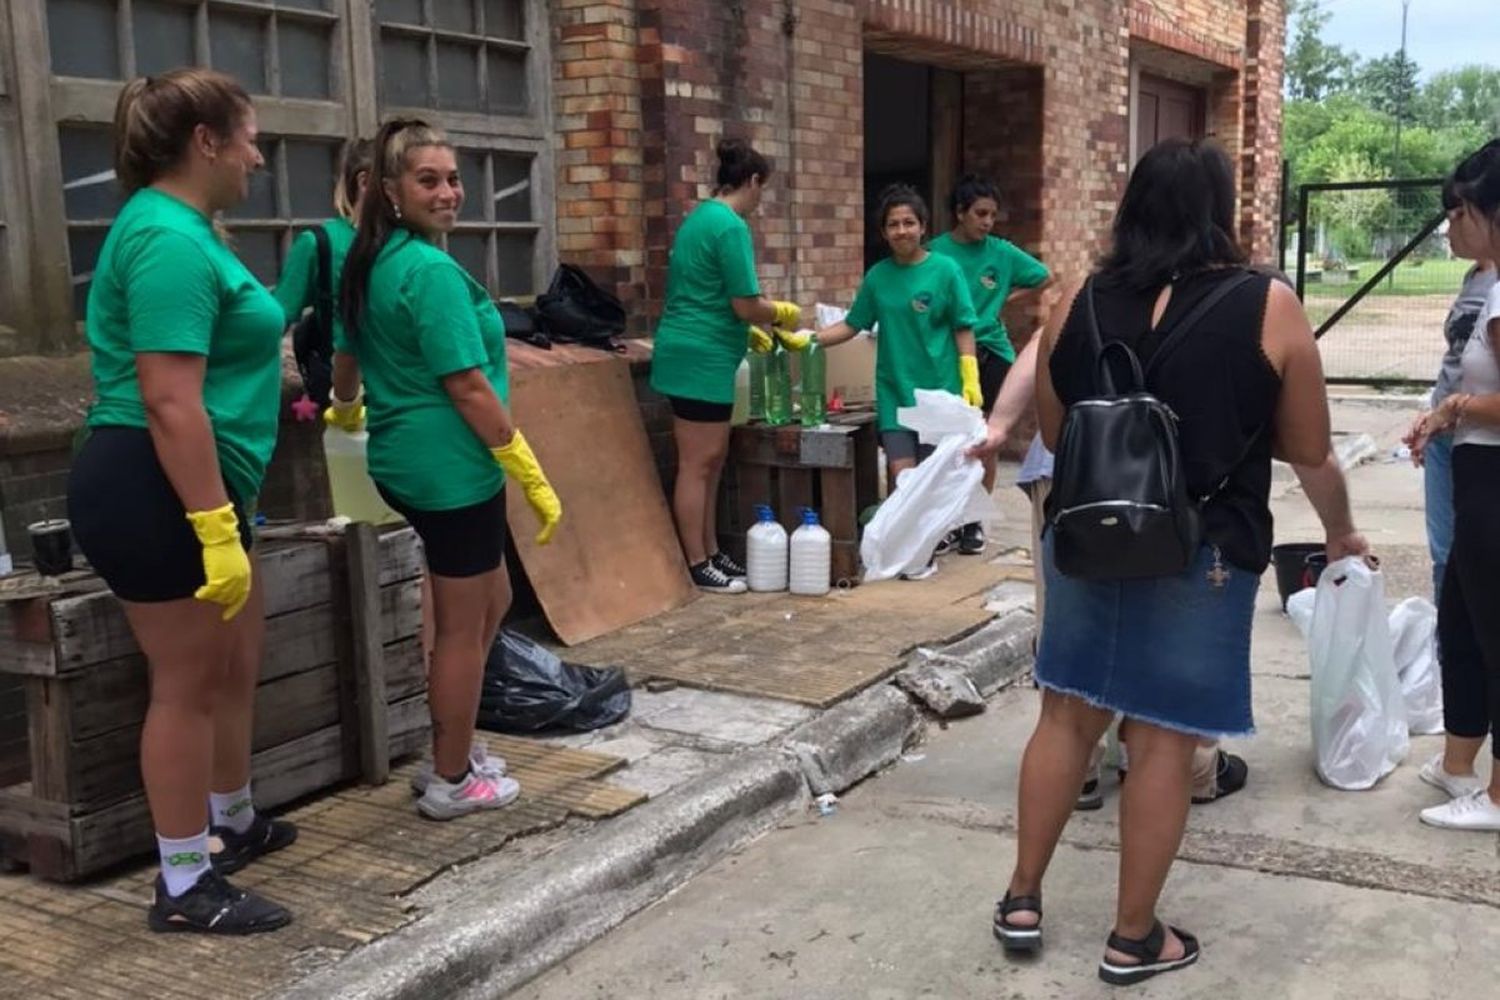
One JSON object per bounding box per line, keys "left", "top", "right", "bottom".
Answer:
{"left": 666, "top": 394, "right": 734, "bottom": 424}
{"left": 68, "top": 426, "right": 252, "bottom": 603}
{"left": 375, "top": 483, "right": 508, "bottom": 579}
{"left": 979, "top": 347, "right": 1013, "bottom": 416}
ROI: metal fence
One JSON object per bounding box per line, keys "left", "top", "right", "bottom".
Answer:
{"left": 1283, "top": 178, "right": 1449, "bottom": 385}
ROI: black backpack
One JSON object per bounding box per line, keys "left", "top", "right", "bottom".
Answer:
{"left": 1046, "top": 271, "right": 1254, "bottom": 581}
{"left": 291, "top": 225, "right": 335, "bottom": 408}
{"left": 535, "top": 263, "right": 627, "bottom": 352}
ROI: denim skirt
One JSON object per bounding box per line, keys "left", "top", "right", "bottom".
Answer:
{"left": 1034, "top": 536, "right": 1258, "bottom": 739}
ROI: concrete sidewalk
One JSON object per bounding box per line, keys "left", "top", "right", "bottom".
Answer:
{"left": 509, "top": 398, "right": 1496, "bottom": 1000}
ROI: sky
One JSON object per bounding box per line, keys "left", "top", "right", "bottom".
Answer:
{"left": 1298, "top": 0, "right": 1497, "bottom": 79}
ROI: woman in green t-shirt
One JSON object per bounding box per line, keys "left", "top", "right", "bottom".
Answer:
{"left": 929, "top": 174, "right": 1054, "bottom": 555}
{"left": 784, "top": 185, "right": 980, "bottom": 577}
{"left": 649, "top": 138, "right": 802, "bottom": 595}
{"left": 66, "top": 70, "right": 293, "bottom": 934}
{"left": 274, "top": 139, "right": 372, "bottom": 406}
{"left": 333, "top": 118, "right": 562, "bottom": 821}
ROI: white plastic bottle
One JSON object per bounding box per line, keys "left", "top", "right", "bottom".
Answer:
{"left": 323, "top": 426, "right": 404, "bottom": 525}
{"left": 789, "top": 507, "right": 832, "bottom": 596}
{"left": 746, "top": 504, "right": 788, "bottom": 592}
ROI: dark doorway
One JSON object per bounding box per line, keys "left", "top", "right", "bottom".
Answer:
{"left": 1135, "top": 73, "right": 1206, "bottom": 164}
{"left": 863, "top": 53, "right": 933, "bottom": 269}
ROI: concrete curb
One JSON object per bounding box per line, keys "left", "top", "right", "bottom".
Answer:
{"left": 275, "top": 611, "right": 1038, "bottom": 1000}
{"left": 278, "top": 749, "right": 808, "bottom": 1000}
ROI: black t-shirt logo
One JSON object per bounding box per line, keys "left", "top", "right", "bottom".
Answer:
{"left": 911, "top": 291, "right": 934, "bottom": 314}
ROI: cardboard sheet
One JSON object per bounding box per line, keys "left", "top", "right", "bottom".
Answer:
{"left": 507, "top": 359, "right": 696, "bottom": 645}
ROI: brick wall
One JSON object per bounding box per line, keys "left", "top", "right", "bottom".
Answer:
{"left": 565, "top": 0, "right": 1286, "bottom": 323}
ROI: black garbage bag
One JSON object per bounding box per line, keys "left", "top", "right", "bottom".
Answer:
{"left": 476, "top": 630, "right": 631, "bottom": 734}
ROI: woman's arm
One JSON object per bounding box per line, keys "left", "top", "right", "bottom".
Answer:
{"left": 137, "top": 353, "right": 232, "bottom": 512}
{"left": 731, "top": 296, "right": 781, "bottom": 327}
{"left": 1292, "top": 450, "right": 1369, "bottom": 561}
{"left": 1035, "top": 277, "right": 1084, "bottom": 451}
{"left": 273, "top": 230, "right": 317, "bottom": 326}
{"left": 968, "top": 333, "right": 1039, "bottom": 458}
{"left": 1265, "top": 281, "right": 1333, "bottom": 467}
{"left": 332, "top": 350, "right": 361, "bottom": 403}
{"left": 813, "top": 320, "right": 860, "bottom": 348}
{"left": 441, "top": 368, "right": 516, "bottom": 448}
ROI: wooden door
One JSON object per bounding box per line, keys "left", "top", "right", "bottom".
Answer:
{"left": 1135, "top": 74, "right": 1206, "bottom": 164}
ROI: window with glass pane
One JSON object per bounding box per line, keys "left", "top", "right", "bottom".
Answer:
{"left": 46, "top": 2, "right": 336, "bottom": 102}
{"left": 59, "top": 124, "right": 338, "bottom": 298}
{"left": 451, "top": 148, "right": 538, "bottom": 295}
{"left": 377, "top": 0, "right": 530, "bottom": 114}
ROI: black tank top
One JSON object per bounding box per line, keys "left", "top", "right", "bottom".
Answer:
{"left": 1049, "top": 268, "right": 1282, "bottom": 571}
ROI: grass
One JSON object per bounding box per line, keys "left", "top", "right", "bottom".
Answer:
{"left": 1300, "top": 257, "right": 1472, "bottom": 299}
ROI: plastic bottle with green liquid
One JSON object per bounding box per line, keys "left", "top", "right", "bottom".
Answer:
{"left": 799, "top": 342, "right": 827, "bottom": 427}
{"left": 765, "top": 345, "right": 793, "bottom": 426}
{"left": 748, "top": 351, "right": 767, "bottom": 421}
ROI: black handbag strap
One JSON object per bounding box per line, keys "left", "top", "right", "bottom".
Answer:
{"left": 311, "top": 223, "right": 333, "bottom": 332}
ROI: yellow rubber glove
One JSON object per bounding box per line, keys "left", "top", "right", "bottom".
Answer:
{"left": 775, "top": 328, "right": 814, "bottom": 353}
{"left": 959, "top": 355, "right": 984, "bottom": 409}
{"left": 185, "top": 504, "right": 252, "bottom": 621}
{"left": 747, "top": 326, "right": 774, "bottom": 355}
{"left": 323, "top": 391, "right": 366, "bottom": 433}
{"left": 771, "top": 300, "right": 802, "bottom": 330}
{"left": 491, "top": 430, "right": 563, "bottom": 545}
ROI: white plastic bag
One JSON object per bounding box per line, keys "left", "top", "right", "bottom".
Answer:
{"left": 1388, "top": 597, "right": 1443, "bottom": 735}
{"left": 860, "top": 390, "right": 991, "bottom": 582}
{"left": 1304, "top": 558, "right": 1410, "bottom": 790}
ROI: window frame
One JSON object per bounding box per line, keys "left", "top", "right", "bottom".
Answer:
{"left": 2, "top": 0, "right": 555, "bottom": 352}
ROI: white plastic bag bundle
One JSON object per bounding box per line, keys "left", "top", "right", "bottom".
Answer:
{"left": 1388, "top": 597, "right": 1443, "bottom": 735}
{"left": 1302, "top": 558, "right": 1410, "bottom": 790}
{"left": 860, "top": 390, "right": 991, "bottom": 582}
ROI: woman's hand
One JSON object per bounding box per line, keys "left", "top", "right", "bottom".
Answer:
{"left": 1409, "top": 395, "right": 1466, "bottom": 466}
{"left": 1325, "top": 528, "right": 1371, "bottom": 564}
{"left": 966, "top": 421, "right": 1010, "bottom": 460}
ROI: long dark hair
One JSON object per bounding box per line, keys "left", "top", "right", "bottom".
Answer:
{"left": 1098, "top": 138, "right": 1246, "bottom": 290}
{"left": 1448, "top": 139, "right": 1500, "bottom": 228}
{"left": 339, "top": 118, "right": 451, "bottom": 337}
{"left": 715, "top": 137, "right": 771, "bottom": 193}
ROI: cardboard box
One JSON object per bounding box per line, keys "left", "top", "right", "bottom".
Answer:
{"left": 821, "top": 331, "right": 877, "bottom": 405}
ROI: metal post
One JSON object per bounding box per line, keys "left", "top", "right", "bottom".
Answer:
{"left": 1295, "top": 183, "right": 1311, "bottom": 302}
{"left": 1278, "top": 159, "right": 1291, "bottom": 275}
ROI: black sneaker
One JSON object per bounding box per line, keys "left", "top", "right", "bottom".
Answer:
{"left": 934, "top": 530, "right": 961, "bottom": 557}
{"left": 711, "top": 551, "right": 747, "bottom": 579}
{"left": 210, "top": 814, "right": 298, "bottom": 875}
{"left": 691, "top": 560, "right": 747, "bottom": 594}
{"left": 148, "top": 869, "right": 292, "bottom": 935}
{"left": 959, "top": 522, "right": 987, "bottom": 556}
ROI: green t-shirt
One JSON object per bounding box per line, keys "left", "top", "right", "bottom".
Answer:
{"left": 339, "top": 228, "right": 509, "bottom": 511}
{"left": 273, "top": 216, "right": 356, "bottom": 328}
{"left": 649, "top": 199, "right": 761, "bottom": 404}
{"left": 846, "top": 253, "right": 978, "bottom": 432}
{"left": 927, "top": 233, "right": 1049, "bottom": 362}
{"left": 84, "top": 188, "right": 284, "bottom": 504}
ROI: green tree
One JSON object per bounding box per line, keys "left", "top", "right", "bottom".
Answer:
{"left": 1356, "top": 52, "right": 1422, "bottom": 122}
{"left": 1285, "top": 0, "right": 1359, "bottom": 101}
{"left": 1418, "top": 65, "right": 1500, "bottom": 132}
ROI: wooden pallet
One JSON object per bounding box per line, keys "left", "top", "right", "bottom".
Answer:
{"left": 0, "top": 525, "right": 429, "bottom": 881}
{"left": 717, "top": 410, "right": 880, "bottom": 587}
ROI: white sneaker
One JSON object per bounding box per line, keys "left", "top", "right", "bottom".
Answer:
{"left": 1419, "top": 789, "right": 1500, "bottom": 831}
{"left": 410, "top": 743, "right": 508, "bottom": 796}
{"left": 1417, "top": 751, "right": 1485, "bottom": 799}
{"left": 417, "top": 770, "right": 521, "bottom": 821}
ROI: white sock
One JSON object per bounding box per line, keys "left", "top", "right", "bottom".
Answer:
{"left": 210, "top": 783, "right": 256, "bottom": 835}
{"left": 157, "top": 830, "right": 212, "bottom": 898}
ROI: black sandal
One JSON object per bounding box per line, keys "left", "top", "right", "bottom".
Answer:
{"left": 1192, "top": 751, "right": 1249, "bottom": 804}
{"left": 992, "top": 892, "right": 1043, "bottom": 954}
{"left": 1098, "top": 919, "right": 1200, "bottom": 986}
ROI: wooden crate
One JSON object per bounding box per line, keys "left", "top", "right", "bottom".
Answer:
{"left": 0, "top": 525, "right": 428, "bottom": 881}
{"left": 718, "top": 411, "right": 880, "bottom": 587}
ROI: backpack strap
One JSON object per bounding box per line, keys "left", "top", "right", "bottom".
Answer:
{"left": 1084, "top": 276, "right": 1146, "bottom": 396}
{"left": 1141, "top": 270, "right": 1256, "bottom": 379}
{"left": 311, "top": 223, "right": 334, "bottom": 336}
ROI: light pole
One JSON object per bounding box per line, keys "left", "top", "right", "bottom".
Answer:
{"left": 1393, "top": 0, "right": 1412, "bottom": 175}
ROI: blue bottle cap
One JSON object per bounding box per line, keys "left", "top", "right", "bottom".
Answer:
{"left": 757, "top": 505, "right": 777, "bottom": 522}
{"left": 801, "top": 508, "right": 819, "bottom": 525}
